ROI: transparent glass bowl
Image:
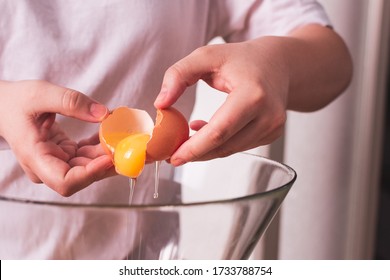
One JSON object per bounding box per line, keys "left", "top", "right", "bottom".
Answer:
{"left": 0, "top": 153, "right": 296, "bottom": 260}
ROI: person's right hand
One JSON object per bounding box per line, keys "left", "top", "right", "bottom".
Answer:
{"left": 0, "top": 80, "right": 115, "bottom": 196}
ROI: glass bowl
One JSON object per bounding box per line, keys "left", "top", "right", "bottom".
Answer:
{"left": 0, "top": 153, "right": 296, "bottom": 260}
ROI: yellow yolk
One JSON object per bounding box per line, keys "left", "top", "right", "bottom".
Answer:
{"left": 102, "top": 132, "right": 135, "bottom": 153}
{"left": 113, "top": 133, "right": 151, "bottom": 178}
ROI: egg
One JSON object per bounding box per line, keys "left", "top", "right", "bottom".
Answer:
{"left": 99, "top": 106, "right": 189, "bottom": 178}
{"left": 113, "top": 133, "right": 151, "bottom": 178}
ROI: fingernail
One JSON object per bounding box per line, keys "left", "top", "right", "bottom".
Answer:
{"left": 154, "top": 88, "right": 167, "bottom": 107}
{"left": 90, "top": 103, "right": 108, "bottom": 121}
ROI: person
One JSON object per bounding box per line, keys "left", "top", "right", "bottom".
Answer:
{"left": 0, "top": 0, "right": 352, "bottom": 259}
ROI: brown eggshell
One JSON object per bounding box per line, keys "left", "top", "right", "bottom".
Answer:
{"left": 99, "top": 107, "right": 154, "bottom": 158}
{"left": 146, "top": 107, "right": 189, "bottom": 161}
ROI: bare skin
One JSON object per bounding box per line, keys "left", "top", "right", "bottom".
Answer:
{"left": 0, "top": 80, "right": 113, "bottom": 196}
{"left": 0, "top": 24, "right": 352, "bottom": 196}
{"left": 154, "top": 24, "right": 353, "bottom": 165}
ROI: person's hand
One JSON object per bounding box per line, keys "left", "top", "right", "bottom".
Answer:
{"left": 0, "top": 80, "right": 115, "bottom": 196}
{"left": 154, "top": 25, "right": 352, "bottom": 166}
{"left": 154, "top": 38, "right": 289, "bottom": 166}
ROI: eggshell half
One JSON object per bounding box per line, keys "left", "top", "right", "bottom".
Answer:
{"left": 99, "top": 107, "right": 154, "bottom": 157}
{"left": 100, "top": 106, "right": 189, "bottom": 166}
{"left": 146, "top": 107, "right": 190, "bottom": 161}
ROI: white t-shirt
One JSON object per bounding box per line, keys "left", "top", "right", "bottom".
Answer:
{"left": 0, "top": 0, "right": 330, "bottom": 259}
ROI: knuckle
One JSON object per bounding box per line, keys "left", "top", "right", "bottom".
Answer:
{"left": 165, "top": 63, "right": 192, "bottom": 89}
{"left": 169, "top": 65, "right": 196, "bottom": 91}
{"left": 274, "top": 126, "right": 285, "bottom": 139}
{"left": 208, "top": 128, "right": 229, "bottom": 146}
{"left": 192, "top": 45, "right": 213, "bottom": 57}
{"left": 242, "top": 89, "right": 266, "bottom": 117}
{"left": 193, "top": 45, "right": 225, "bottom": 68}
{"left": 250, "top": 91, "right": 265, "bottom": 107}
{"left": 273, "top": 110, "right": 287, "bottom": 129}
{"left": 261, "top": 111, "right": 286, "bottom": 144}
{"left": 184, "top": 143, "right": 202, "bottom": 161}
{"left": 28, "top": 174, "right": 43, "bottom": 184}
{"left": 55, "top": 182, "right": 77, "bottom": 197}
{"left": 62, "top": 89, "right": 82, "bottom": 113}
{"left": 166, "top": 45, "right": 217, "bottom": 86}
{"left": 40, "top": 174, "right": 73, "bottom": 197}
{"left": 57, "top": 187, "right": 73, "bottom": 197}
{"left": 215, "top": 145, "right": 235, "bottom": 158}
{"left": 168, "top": 63, "right": 186, "bottom": 81}
{"left": 57, "top": 177, "right": 96, "bottom": 197}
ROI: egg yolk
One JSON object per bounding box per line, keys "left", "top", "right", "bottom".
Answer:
{"left": 113, "top": 133, "right": 151, "bottom": 178}
{"left": 102, "top": 132, "right": 136, "bottom": 153}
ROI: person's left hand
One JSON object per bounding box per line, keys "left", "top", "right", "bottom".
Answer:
{"left": 154, "top": 24, "right": 352, "bottom": 166}
{"left": 154, "top": 39, "right": 289, "bottom": 166}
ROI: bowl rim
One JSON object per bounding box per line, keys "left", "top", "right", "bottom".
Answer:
{"left": 0, "top": 153, "right": 297, "bottom": 210}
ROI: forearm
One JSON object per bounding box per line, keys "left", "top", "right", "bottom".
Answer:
{"left": 251, "top": 24, "right": 353, "bottom": 112}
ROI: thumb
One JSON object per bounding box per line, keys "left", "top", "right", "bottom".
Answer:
{"left": 31, "top": 81, "right": 108, "bottom": 122}
{"left": 154, "top": 46, "right": 217, "bottom": 109}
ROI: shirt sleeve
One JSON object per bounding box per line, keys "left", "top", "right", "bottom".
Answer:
{"left": 208, "top": 0, "right": 332, "bottom": 43}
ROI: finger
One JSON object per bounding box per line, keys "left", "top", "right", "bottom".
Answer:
{"left": 194, "top": 116, "right": 285, "bottom": 161}
{"left": 34, "top": 153, "right": 114, "bottom": 196}
{"left": 189, "top": 120, "right": 208, "bottom": 131}
{"left": 62, "top": 155, "right": 115, "bottom": 196}
{"left": 69, "top": 156, "right": 116, "bottom": 177}
{"left": 41, "top": 130, "right": 76, "bottom": 161}
{"left": 169, "top": 87, "right": 258, "bottom": 165}
{"left": 59, "top": 141, "right": 78, "bottom": 158}
{"left": 21, "top": 164, "right": 43, "bottom": 184}
{"left": 39, "top": 113, "right": 56, "bottom": 129}
{"left": 154, "top": 46, "right": 224, "bottom": 108}
{"left": 78, "top": 133, "right": 100, "bottom": 147}
{"left": 76, "top": 144, "right": 106, "bottom": 159}
{"left": 42, "top": 141, "right": 73, "bottom": 162}
{"left": 27, "top": 80, "right": 108, "bottom": 122}
{"left": 68, "top": 156, "right": 91, "bottom": 167}
{"left": 49, "top": 133, "right": 78, "bottom": 159}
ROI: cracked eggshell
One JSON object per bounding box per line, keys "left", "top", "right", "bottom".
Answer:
{"left": 99, "top": 107, "right": 154, "bottom": 158}
{"left": 147, "top": 107, "right": 190, "bottom": 161}
{"left": 99, "top": 106, "right": 189, "bottom": 163}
